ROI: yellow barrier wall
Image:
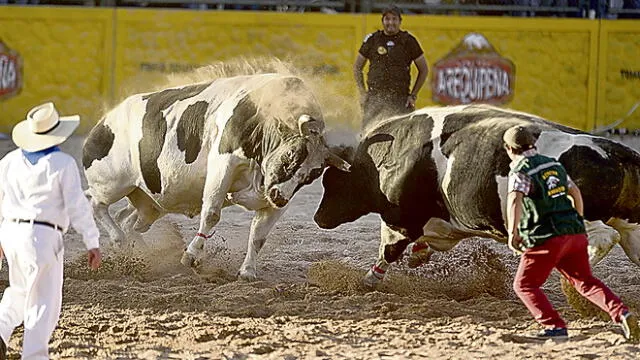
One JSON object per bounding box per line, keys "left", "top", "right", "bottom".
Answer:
{"left": 0, "top": 8, "right": 637, "bottom": 133}
{"left": 368, "top": 15, "right": 599, "bottom": 130}
{"left": 597, "top": 20, "right": 640, "bottom": 131}
{"left": 113, "top": 9, "right": 364, "bottom": 127}
{"left": 0, "top": 7, "right": 113, "bottom": 134}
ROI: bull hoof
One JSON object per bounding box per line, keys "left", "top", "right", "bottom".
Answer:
{"left": 407, "top": 249, "right": 434, "bottom": 268}
{"left": 238, "top": 269, "right": 258, "bottom": 282}
{"left": 180, "top": 251, "right": 197, "bottom": 268}
{"left": 362, "top": 273, "right": 381, "bottom": 289}
{"left": 133, "top": 218, "right": 153, "bottom": 233}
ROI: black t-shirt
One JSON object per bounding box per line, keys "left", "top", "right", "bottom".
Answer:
{"left": 359, "top": 30, "right": 423, "bottom": 95}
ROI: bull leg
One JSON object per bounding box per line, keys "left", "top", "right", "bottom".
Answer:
{"left": 419, "top": 218, "right": 480, "bottom": 251}
{"left": 181, "top": 154, "right": 239, "bottom": 268}
{"left": 238, "top": 207, "right": 287, "bottom": 281}
{"left": 114, "top": 202, "right": 136, "bottom": 225}
{"left": 585, "top": 220, "right": 621, "bottom": 266}
{"left": 126, "top": 187, "right": 165, "bottom": 233}
{"left": 363, "top": 221, "right": 410, "bottom": 288}
{"left": 91, "top": 198, "right": 125, "bottom": 247}
{"left": 607, "top": 218, "right": 640, "bottom": 266}
{"left": 403, "top": 218, "right": 471, "bottom": 269}
{"left": 406, "top": 242, "right": 435, "bottom": 269}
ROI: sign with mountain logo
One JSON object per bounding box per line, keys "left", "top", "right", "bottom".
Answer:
{"left": 432, "top": 33, "right": 515, "bottom": 105}
{"left": 0, "top": 39, "right": 23, "bottom": 101}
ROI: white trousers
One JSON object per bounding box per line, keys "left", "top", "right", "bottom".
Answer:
{"left": 0, "top": 222, "right": 64, "bottom": 360}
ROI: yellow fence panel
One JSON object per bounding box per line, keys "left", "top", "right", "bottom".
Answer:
{"left": 596, "top": 20, "right": 640, "bottom": 132}
{"left": 364, "top": 15, "right": 599, "bottom": 130}
{"left": 1, "top": 9, "right": 637, "bottom": 134}
{"left": 0, "top": 7, "right": 114, "bottom": 134}
{"left": 113, "top": 9, "right": 363, "bottom": 127}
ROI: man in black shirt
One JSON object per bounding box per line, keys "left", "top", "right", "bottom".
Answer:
{"left": 354, "top": 5, "right": 429, "bottom": 128}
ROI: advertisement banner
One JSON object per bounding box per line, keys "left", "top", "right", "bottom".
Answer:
{"left": 0, "top": 7, "right": 114, "bottom": 134}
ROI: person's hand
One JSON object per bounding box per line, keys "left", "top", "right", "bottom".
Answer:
{"left": 406, "top": 95, "right": 417, "bottom": 110}
{"left": 87, "top": 248, "right": 102, "bottom": 270}
{"left": 508, "top": 232, "right": 523, "bottom": 255}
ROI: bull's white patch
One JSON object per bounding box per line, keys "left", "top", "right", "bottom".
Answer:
{"left": 536, "top": 131, "right": 608, "bottom": 159}
{"left": 495, "top": 175, "right": 509, "bottom": 225}
{"left": 441, "top": 154, "right": 456, "bottom": 205}
{"left": 430, "top": 138, "right": 449, "bottom": 186}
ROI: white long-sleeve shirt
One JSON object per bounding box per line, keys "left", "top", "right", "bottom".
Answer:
{"left": 0, "top": 149, "right": 100, "bottom": 250}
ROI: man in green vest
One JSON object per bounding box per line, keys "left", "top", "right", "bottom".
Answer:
{"left": 503, "top": 125, "right": 639, "bottom": 342}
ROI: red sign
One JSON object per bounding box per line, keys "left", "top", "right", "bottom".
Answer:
{"left": 432, "top": 33, "right": 515, "bottom": 105}
{"left": 0, "top": 40, "right": 23, "bottom": 100}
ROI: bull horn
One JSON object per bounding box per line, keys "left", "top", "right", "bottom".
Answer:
{"left": 298, "top": 115, "right": 324, "bottom": 137}
{"left": 326, "top": 150, "right": 351, "bottom": 172}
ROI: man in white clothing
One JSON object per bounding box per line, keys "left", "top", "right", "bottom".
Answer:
{"left": 0, "top": 102, "right": 102, "bottom": 360}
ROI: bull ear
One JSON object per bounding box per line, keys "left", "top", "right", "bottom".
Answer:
{"left": 326, "top": 151, "right": 351, "bottom": 172}
{"left": 298, "top": 115, "right": 324, "bottom": 137}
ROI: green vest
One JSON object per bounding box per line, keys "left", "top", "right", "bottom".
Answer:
{"left": 510, "top": 154, "right": 585, "bottom": 249}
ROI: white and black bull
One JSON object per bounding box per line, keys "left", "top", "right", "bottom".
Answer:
{"left": 83, "top": 74, "right": 349, "bottom": 280}
{"left": 314, "top": 104, "right": 640, "bottom": 287}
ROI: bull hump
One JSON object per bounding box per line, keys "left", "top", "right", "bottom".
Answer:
{"left": 177, "top": 101, "right": 209, "bottom": 164}
{"left": 218, "top": 96, "right": 261, "bottom": 158}
{"left": 140, "top": 83, "right": 211, "bottom": 194}
{"left": 82, "top": 123, "right": 115, "bottom": 170}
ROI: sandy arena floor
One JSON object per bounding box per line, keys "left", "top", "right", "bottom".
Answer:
{"left": 0, "top": 135, "right": 638, "bottom": 359}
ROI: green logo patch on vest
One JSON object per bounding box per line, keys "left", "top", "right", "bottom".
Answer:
{"left": 541, "top": 170, "right": 566, "bottom": 198}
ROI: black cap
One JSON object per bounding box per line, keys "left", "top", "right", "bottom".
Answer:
{"left": 382, "top": 5, "right": 402, "bottom": 20}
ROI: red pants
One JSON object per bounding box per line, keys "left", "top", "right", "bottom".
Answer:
{"left": 513, "top": 233, "right": 627, "bottom": 329}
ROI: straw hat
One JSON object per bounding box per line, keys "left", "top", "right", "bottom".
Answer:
{"left": 12, "top": 102, "right": 79, "bottom": 152}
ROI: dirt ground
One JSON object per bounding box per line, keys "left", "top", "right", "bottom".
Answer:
{"left": 0, "top": 135, "right": 639, "bottom": 360}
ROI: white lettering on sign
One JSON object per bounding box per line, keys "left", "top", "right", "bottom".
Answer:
{"left": 0, "top": 55, "right": 17, "bottom": 91}
{"left": 435, "top": 65, "right": 511, "bottom": 104}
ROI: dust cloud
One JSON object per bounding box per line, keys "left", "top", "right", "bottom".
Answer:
{"left": 108, "top": 57, "right": 362, "bottom": 130}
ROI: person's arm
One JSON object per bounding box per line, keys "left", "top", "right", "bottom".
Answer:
{"left": 567, "top": 181, "right": 584, "bottom": 217}
{"left": 407, "top": 54, "right": 429, "bottom": 108}
{"left": 353, "top": 53, "right": 367, "bottom": 105}
{"left": 61, "top": 159, "right": 102, "bottom": 269}
{"left": 507, "top": 190, "right": 525, "bottom": 254}
{"left": 0, "top": 158, "right": 6, "bottom": 267}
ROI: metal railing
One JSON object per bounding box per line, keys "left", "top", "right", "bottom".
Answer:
{"left": 0, "top": 0, "right": 637, "bottom": 18}
{"left": 606, "top": 0, "right": 640, "bottom": 17}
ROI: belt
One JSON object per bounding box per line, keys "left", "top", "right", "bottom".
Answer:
{"left": 8, "top": 219, "right": 63, "bottom": 232}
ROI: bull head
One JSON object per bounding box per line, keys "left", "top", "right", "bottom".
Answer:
{"left": 298, "top": 115, "right": 350, "bottom": 171}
